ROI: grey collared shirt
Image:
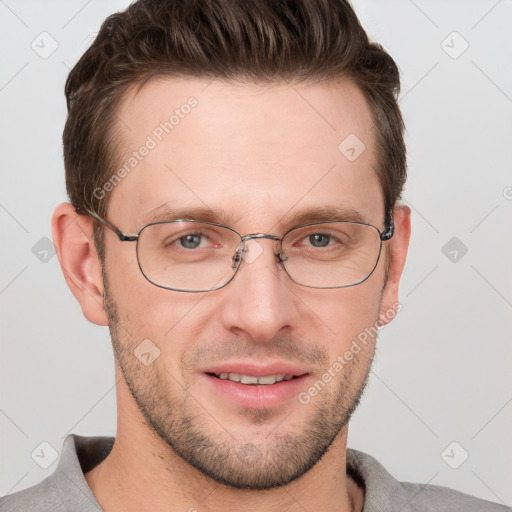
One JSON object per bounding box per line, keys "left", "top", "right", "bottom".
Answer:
{"left": 0, "top": 434, "right": 509, "bottom": 511}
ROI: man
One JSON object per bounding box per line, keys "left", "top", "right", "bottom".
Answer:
{"left": 1, "top": 0, "right": 508, "bottom": 511}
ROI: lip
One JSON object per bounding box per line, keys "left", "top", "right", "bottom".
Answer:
{"left": 200, "top": 361, "right": 310, "bottom": 409}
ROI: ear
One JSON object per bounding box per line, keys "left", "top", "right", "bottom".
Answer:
{"left": 378, "top": 204, "right": 411, "bottom": 326}
{"left": 51, "top": 203, "right": 108, "bottom": 326}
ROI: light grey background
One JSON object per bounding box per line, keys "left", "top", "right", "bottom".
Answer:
{"left": 1, "top": 0, "right": 511, "bottom": 505}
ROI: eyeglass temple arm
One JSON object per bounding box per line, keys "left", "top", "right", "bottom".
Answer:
{"left": 75, "top": 206, "right": 138, "bottom": 242}
{"left": 380, "top": 212, "right": 394, "bottom": 241}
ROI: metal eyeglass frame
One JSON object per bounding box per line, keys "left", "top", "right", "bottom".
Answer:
{"left": 77, "top": 206, "right": 394, "bottom": 292}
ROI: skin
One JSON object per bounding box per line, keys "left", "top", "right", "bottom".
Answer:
{"left": 52, "top": 77, "right": 411, "bottom": 512}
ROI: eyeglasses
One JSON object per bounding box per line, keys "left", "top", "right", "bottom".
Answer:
{"left": 80, "top": 207, "right": 394, "bottom": 293}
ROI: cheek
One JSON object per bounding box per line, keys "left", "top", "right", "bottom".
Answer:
{"left": 103, "top": 246, "right": 216, "bottom": 366}
{"left": 301, "top": 277, "right": 382, "bottom": 349}
{"left": 102, "top": 243, "right": 181, "bottom": 338}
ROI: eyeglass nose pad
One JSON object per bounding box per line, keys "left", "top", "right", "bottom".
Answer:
{"left": 231, "top": 243, "right": 245, "bottom": 269}
{"left": 276, "top": 247, "right": 288, "bottom": 264}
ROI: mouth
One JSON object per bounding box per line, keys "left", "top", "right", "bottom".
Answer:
{"left": 207, "top": 372, "right": 304, "bottom": 385}
{"left": 202, "top": 366, "right": 310, "bottom": 409}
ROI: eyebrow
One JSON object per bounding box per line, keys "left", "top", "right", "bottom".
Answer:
{"left": 285, "top": 206, "right": 367, "bottom": 226}
{"left": 141, "top": 204, "right": 237, "bottom": 226}
{"left": 141, "top": 203, "right": 369, "bottom": 230}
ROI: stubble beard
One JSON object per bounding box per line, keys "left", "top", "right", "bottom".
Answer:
{"left": 102, "top": 276, "right": 376, "bottom": 490}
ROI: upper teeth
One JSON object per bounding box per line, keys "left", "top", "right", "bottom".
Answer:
{"left": 216, "top": 373, "right": 294, "bottom": 385}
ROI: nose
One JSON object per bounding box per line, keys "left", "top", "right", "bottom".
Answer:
{"left": 219, "top": 238, "right": 299, "bottom": 343}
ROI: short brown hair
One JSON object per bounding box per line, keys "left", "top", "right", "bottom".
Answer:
{"left": 63, "top": 0, "right": 406, "bottom": 256}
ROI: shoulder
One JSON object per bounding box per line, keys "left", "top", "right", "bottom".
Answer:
{"left": 0, "top": 477, "right": 64, "bottom": 512}
{"left": 346, "top": 448, "right": 510, "bottom": 512}
{"left": 397, "top": 481, "right": 510, "bottom": 511}
{"left": 0, "top": 434, "right": 111, "bottom": 512}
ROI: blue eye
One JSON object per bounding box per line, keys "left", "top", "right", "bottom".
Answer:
{"left": 179, "top": 233, "right": 203, "bottom": 249}
{"left": 308, "top": 234, "right": 330, "bottom": 247}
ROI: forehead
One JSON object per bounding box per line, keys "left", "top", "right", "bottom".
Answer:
{"left": 108, "top": 76, "right": 383, "bottom": 230}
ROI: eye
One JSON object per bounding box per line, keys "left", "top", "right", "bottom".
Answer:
{"left": 307, "top": 233, "right": 331, "bottom": 248}
{"left": 179, "top": 233, "right": 204, "bottom": 249}
{"left": 161, "top": 230, "right": 212, "bottom": 250}
{"left": 285, "top": 226, "right": 351, "bottom": 253}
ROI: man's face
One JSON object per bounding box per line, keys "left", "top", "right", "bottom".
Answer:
{"left": 100, "top": 77, "right": 395, "bottom": 489}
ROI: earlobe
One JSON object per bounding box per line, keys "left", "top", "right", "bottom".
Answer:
{"left": 51, "top": 203, "right": 109, "bottom": 326}
{"left": 378, "top": 204, "right": 411, "bottom": 327}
